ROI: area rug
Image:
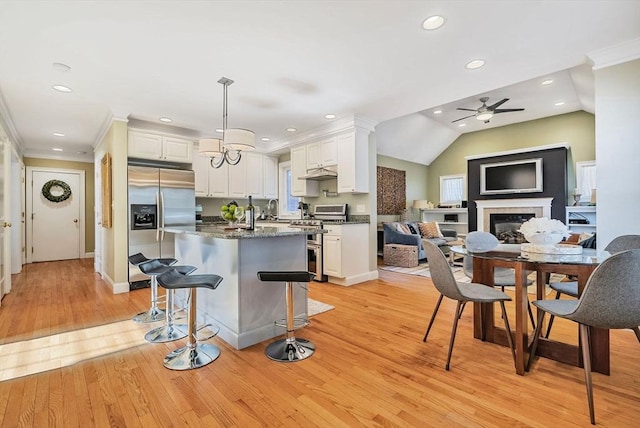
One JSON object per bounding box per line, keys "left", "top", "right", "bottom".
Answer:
{"left": 379, "top": 263, "right": 558, "bottom": 295}
{"left": 308, "top": 298, "right": 335, "bottom": 317}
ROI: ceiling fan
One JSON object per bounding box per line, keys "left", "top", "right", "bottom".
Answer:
{"left": 452, "top": 97, "right": 524, "bottom": 123}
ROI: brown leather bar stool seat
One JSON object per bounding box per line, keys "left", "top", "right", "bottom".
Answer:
{"left": 256, "top": 271, "right": 315, "bottom": 362}
{"left": 128, "top": 253, "right": 178, "bottom": 323}
{"left": 156, "top": 268, "right": 223, "bottom": 370}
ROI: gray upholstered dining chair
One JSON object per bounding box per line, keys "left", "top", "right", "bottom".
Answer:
{"left": 462, "top": 232, "right": 537, "bottom": 328}
{"left": 544, "top": 234, "right": 640, "bottom": 338}
{"left": 422, "top": 239, "right": 516, "bottom": 371}
{"left": 527, "top": 249, "right": 640, "bottom": 425}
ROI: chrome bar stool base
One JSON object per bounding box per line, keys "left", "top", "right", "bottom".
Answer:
{"left": 133, "top": 307, "right": 166, "bottom": 324}
{"left": 144, "top": 324, "right": 188, "bottom": 343}
{"left": 265, "top": 337, "right": 315, "bottom": 362}
{"left": 163, "top": 343, "right": 221, "bottom": 370}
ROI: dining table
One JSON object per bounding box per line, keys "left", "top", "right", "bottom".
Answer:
{"left": 450, "top": 244, "right": 610, "bottom": 376}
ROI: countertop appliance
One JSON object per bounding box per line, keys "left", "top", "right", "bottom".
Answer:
{"left": 288, "top": 204, "right": 348, "bottom": 282}
{"left": 128, "top": 165, "right": 195, "bottom": 287}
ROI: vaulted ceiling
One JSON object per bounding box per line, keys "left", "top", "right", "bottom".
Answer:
{"left": 0, "top": 1, "right": 638, "bottom": 163}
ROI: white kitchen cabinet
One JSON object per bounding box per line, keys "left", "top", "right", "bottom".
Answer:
{"left": 291, "top": 145, "right": 319, "bottom": 197}
{"left": 128, "top": 130, "right": 192, "bottom": 163}
{"left": 244, "top": 152, "right": 264, "bottom": 198}
{"left": 337, "top": 132, "right": 369, "bottom": 193}
{"left": 192, "top": 147, "right": 210, "bottom": 196}
{"left": 263, "top": 155, "right": 278, "bottom": 199}
{"left": 306, "top": 137, "right": 338, "bottom": 169}
{"left": 193, "top": 145, "right": 229, "bottom": 197}
{"left": 227, "top": 156, "right": 247, "bottom": 199}
{"left": 323, "top": 223, "right": 369, "bottom": 285}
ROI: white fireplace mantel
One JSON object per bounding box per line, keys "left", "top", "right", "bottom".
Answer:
{"left": 476, "top": 198, "right": 553, "bottom": 232}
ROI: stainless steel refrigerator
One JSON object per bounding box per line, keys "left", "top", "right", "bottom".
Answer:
{"left": 128, "top": 165, "right": 195, "bottom": 285}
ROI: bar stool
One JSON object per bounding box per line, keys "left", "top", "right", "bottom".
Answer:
{"left": 156, "top": 268, "right": 223, "bottom": 370}
{"left": 138, "top": 259, "right": 197, "bottom": 343}
{"left": 256, "top": 271, "right": 315, "bottom": 362}
{"left": 128, "top": 253, "right": 177, "bottom": 323}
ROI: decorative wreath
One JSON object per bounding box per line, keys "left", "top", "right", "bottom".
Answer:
{"left": 42, "top": 179, "right": 72, "bottom": 203}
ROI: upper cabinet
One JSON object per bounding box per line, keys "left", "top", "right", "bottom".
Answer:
{"left": 337, "top": 132, "right": 369, "bottom": 194}
{"left": 193, "top": 144, "right": 276, "bottom": 199}
{"left": 291, "top": 145, "right": 319, "bottom": 197}
{"left": 128, "top": 130, "right": 193, "bottom": 163}
{"left": 306, "top": 137, "right": 338, "bottom": 169}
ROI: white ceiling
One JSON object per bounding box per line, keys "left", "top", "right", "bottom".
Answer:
{"left": 0, "top": 1, "right": 638, "bottom": 164}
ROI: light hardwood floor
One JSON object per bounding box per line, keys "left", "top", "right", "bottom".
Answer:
{"left": 0, "top": 258, "right": 638, "bottom": 427}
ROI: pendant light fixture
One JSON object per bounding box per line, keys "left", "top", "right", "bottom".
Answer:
{"left": 199, "top": 77, "right": 255, "bottom": 168}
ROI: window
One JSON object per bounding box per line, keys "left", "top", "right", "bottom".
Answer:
{"left": 576, "top": 161, "right": 596, "bottom": 203}
{"left": 440, "top": 174, "right": 465, "bottom": 205}
{"left": 278, "top": 161, "right": 300, "bottom": 217}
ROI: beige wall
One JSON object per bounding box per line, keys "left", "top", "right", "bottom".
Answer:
{"left": 24, "top": 157, "right": 95, "bottom": 252}
{"left": 376, "top": 154, "right": 429, "bottom": 223}
{"left": 427, "top": 111, "right": 595, "bottom": 205}
{"left": 94, "top": 120, "right": 129, "bottom": 287}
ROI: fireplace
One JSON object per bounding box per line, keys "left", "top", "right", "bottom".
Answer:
{"left": 490, "top": 213, "right": 535, "bottom": 243}
{"left": 475, "top": 198, "right": 553, "bottom": 233}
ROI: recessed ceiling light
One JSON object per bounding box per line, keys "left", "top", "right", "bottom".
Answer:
{"left": 52, "top": 148, "right": 63, "bottom": 152}
{"left": 433, "top": 110, "right": 442, "bottom": 115}
{"left": 465, "top": 59, "right": 485, "bottom": 70}
{"left": 541, "top": 79, "right": 554, "bottom": 86}
{"left": 422, "top": 15, "right": 445, "bottom": 30}
{"left": 458, "top": 123, "right": 467, "bottom": 127}
{"left": 52, "top": 84, "right": 72, "bottom": 93}
{"left": 215, "top": 128, "right": 223, "bottom": 133}
{"left": 52, "top": 132, "right": 65, "bottom": 137}
{"left": 554, "top": 101, "right": 565, "bottom": 106}
{"left": 261, "top": 137, "right": 270, "bottom": 142}
{"left": 77, "top": 151, "right": 86, "bottom": 155}
{"left": 52, "top": 62, "right": 71, "bottom": 72}
{"left": 159, "top": 117, "right": 173, "bottom": 123}
{"left": 324, "top": 114, "right": 336, "bottom": 119}
{"left": 286, "top": 127, "right": 297, "bottom": 132}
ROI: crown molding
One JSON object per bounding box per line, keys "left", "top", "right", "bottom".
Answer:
{"left": 465, "top": 143, "right": 570, "bottom": 161}
{"left": 587, "top": 38, "right": 640, "bottom": 70}
{"left": 0, "top": 89, "right": 24, "bottom": 155}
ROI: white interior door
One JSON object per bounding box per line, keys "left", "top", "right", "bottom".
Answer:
{"left": 0, "top": 141, "right": 5, "bottom": 301}
{"left": 30, "top": 170, "right": 81, "bottom": 262}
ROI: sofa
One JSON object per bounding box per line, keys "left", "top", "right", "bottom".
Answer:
{"left": 383, "top": 221, "right": 458, "bottom": 261}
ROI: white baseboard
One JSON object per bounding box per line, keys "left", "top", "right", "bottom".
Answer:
{"left": 328, "top": 270, "right": 378, "bottom": 286}
{"left": 101, "top": 271, "right": 130, "bottom": 294}
{"left": 83, "top": 252, "right": 94, "bottom": 259}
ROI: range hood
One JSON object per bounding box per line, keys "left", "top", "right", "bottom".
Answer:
{"left": 298, "top": 166, "right": 338, "bottom": 181}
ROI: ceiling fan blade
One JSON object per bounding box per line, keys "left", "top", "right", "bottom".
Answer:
{"left": 456, "top": 108, "right": 478, "bottom": 112}
{"left": 488, "top": 98, "right": 509, "bottom": 110}
{"left": 494, "top": 108, "right": 525, "bottom": 113}
{"left": 451, "top": 114, "right": 476, "bottom": 123}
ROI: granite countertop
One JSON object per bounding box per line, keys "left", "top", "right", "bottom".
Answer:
{"left": 164, "top": 225, "right": 326, "bottom": 239}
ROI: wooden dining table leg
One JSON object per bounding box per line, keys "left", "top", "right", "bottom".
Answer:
{"left": 473, "top": 257, "right": 495, "bottom": 342}
{"left": 576, "top": 266, "right": 610, "bottom": 375}
{"left": 513, "top": 261, "right": 527, "bottom": 375}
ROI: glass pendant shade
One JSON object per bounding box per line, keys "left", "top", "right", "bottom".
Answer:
{"left": 223, "top": 128, "right": 255, "bottom": 151}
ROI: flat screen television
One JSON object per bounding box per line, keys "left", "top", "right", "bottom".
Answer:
{"left": 480, "top": 158, "right": 543, "bottom": 195}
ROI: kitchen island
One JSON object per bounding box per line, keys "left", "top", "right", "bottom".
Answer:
{"left": 163, "top": 224, "right": 320, "bottom": 350}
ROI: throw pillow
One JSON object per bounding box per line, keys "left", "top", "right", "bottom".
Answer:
{"left": 397, "top": 223, "right": 411, "bottom": 234}
{"left": 406, "top": 223, "right": 419, "bottom": 234}
{"left": 418, "top": 221, "right": 443, "bottom": 238}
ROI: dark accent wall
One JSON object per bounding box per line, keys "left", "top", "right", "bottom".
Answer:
{"left": 467, "top": 147, "right": 567, "bottom": 231}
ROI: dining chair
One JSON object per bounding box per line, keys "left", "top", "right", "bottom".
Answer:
{"left": 422, "top": 240, "right": 516, "bottom": 371}
{"left": 527, "top": 249, "right": 640, "bottom": 425}
{"left": 462, "top": 232, "right": 537, "bottom": 328}
{"left": 544, "top": 234, "right": 640, "bottom": 338}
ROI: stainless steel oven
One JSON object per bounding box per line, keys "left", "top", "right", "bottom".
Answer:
{"left": 290, "top": 219, "right": 326, "bottom": 282}
{"left": 289, "top": 204, "right": 348, "bottom": 282}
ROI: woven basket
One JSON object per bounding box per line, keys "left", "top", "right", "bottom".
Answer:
{"left": 384, "top": 244, "right": 418, "bottom": 268}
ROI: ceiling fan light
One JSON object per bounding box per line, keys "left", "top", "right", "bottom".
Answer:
{"left": 223, "top": 128, "right": 256, "bottom": 151}
{"left": 198, "top": 138, "right": 224, "bottom": 157}
{"left": 476, "top": 112, "right": 493, "bottom": 121}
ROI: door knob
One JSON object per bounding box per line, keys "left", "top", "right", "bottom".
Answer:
{"left": 3, "top": 222, "right": 11, "bottom": 227}
{"left": 73, "top": 219, "right": 79, "bottom": 223}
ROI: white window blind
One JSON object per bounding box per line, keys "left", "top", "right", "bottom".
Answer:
{"left": 440, "top": 174, "right": 465, "bottom": 204}
{"left": 576, "top": 161, "right": 596, "bottom": 203}
{"left": 279, "top": 161, "right": 300, "bottom": 216}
